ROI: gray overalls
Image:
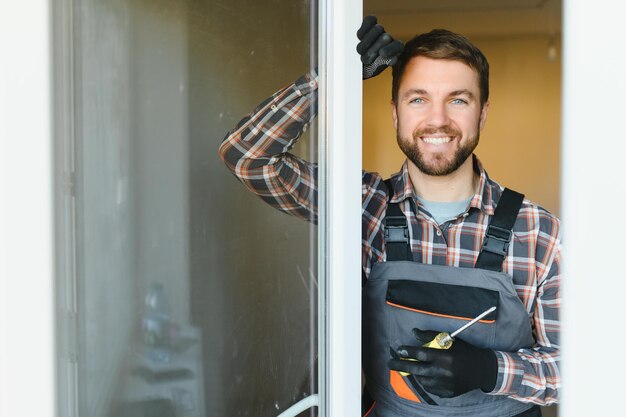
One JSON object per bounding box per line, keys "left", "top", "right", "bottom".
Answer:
{"left": 362, "top": 184, "right": 538, "bottom": 417}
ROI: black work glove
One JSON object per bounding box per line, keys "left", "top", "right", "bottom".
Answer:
{"left": 388, "top": 328, "right": 498, "bottom": 398}
{"left": 356, "top": 15, "right": 404, "bottom": 80}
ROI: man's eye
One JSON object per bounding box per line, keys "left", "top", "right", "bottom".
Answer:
{"left": 410, "top": 98, "right": 424, "bottom": 104}
{"left": 451, "top": 98, "right": 467, "bottom": 105}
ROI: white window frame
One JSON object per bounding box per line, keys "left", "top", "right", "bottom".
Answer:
{"left": 317, "top": 0, "right": 362, "bottom": 416}
{"left": 0, "top": 1, "right": 364, "bottom": 416}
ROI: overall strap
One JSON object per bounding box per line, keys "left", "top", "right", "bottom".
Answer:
{"left": 474, "top": 188, "right": 525, "bottom": 272}
{"left": 384, "top": 179, "right": 413, "bottom": 261}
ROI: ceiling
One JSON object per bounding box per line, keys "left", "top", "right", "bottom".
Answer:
{"left": 364, "top": 0, "right": 562, "bottom": 39}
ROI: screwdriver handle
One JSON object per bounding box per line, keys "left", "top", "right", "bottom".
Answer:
{"left": 426, "top": 332, "right": 454, "bottom": 349}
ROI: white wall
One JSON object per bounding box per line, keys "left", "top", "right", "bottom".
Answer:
{"left": 561, "top": 0, "right": 626, "bottom": 415}
{"left": 0, "top": 2, "right": 55, "bottom": 417}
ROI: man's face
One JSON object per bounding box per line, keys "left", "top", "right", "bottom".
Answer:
{"left": 392, "top": 56, "right": 489, "bottom": 176}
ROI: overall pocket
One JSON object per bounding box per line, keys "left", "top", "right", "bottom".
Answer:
{"left": 384, "top": 280, "right": 501, "bottom": 405}
{"left": 385, "top": 280, "right": 500, "bottom": 352}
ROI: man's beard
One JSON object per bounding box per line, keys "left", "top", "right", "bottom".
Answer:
{"left": 396, "top": 124, "right": 479, "bottom": 176}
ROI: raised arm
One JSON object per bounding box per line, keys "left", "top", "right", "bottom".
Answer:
{"left": 219, "top": 71, "right": 319, "bottom": 223}
{"left": 220, "top": 16, "right": 402, "bottom": 224}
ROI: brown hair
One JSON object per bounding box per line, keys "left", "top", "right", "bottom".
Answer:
{"left": 392, "top": 29, "right": 490, "bottom": 106}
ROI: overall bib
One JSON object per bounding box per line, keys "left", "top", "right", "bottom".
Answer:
{"left": 362, "top": 186, "right": 537, "bottom": 417}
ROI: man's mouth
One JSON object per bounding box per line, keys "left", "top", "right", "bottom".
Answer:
{"left": 421, "top": 136, "right": 453, "bottom": 145}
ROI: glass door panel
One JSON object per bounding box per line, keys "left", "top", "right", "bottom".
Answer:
{"left": 55, "top": 1, "right": 319, "bottom": 416}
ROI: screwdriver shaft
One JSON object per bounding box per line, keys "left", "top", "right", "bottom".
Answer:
{"left": 449, "top": 306, "right": 497, "bottom": 339}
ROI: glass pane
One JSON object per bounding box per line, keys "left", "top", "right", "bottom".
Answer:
{"left": 55, "top": 1, "right": 319, "bottom": 416}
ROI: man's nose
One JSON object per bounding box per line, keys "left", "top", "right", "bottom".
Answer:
{"left": 425, "top": 102, "right": 451, "bottom": 127}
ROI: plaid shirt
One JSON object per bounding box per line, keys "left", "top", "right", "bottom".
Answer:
{"left": 219, "top": 72, "right": 561, "bottom": 406}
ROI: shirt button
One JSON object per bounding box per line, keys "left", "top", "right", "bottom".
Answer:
{"left": 436, "top": 230, "right": 442, "bottom": 236}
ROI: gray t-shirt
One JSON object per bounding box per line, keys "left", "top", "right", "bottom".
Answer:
{"left": 416, "top": 196, "right": 472, "bottom": 225}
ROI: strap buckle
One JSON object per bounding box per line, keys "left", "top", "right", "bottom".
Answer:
{"left": 384, "top": 217, "right": 409, "bottom": 243}
{"left": 481, "top": 225, "right": 513, "bottom": 257}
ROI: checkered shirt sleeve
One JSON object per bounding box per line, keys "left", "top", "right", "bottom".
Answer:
{"left": 491, "top": 210, "right": 561, "bottom": 405}
{"left": 219, "top": 71, "right": 319, "bottom": 223}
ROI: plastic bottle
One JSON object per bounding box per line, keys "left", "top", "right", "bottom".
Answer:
{"left": 142, "top": 282, "right": 173, "bottom": 362}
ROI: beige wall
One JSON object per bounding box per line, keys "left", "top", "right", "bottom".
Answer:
{"left": 363, "top": 35, "right": 561, "bottom": 216}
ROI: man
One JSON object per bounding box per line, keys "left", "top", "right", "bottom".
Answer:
{"left": 219, "top": 16, "right": 560, "bottom": 417}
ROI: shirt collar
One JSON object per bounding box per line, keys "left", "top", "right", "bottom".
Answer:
{"left": 389, "top": 154, "right": 496, "bottom": 216}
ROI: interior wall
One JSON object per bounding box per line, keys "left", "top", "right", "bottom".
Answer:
{"left": 363, "top": 35, "right": 561, "bottom": 216}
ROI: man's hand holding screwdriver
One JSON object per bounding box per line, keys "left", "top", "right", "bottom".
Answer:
{"left": 388, "top": 307, "right": 500, "bottom": 398}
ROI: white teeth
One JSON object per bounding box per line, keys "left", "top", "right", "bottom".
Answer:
{"left": 422, "top": 136, "right": 452, "bottom": 144}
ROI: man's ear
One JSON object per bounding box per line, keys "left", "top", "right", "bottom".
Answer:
{"left": 391, "top": 101, "right": 398, "bottom": 130}
{"left": 479, "top": 101, "right": 490, "bottom": 131}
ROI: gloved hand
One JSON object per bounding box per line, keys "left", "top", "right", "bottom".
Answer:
{"left": 388, "top": 328, "right": 498, "bottom": 398}
{"left": 356, "top": 15, "right": 404, "bottom": 80}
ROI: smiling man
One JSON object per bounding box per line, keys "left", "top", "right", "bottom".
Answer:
{"left": 220, "top": 17, "right": 560, "bottom": 417}
{"left": 393, "top": 55, "right": 487, "bottom": 203}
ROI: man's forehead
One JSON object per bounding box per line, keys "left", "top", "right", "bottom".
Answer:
{"left": 405, "top": 55, "right": 477, "bottom": 72}
{"left": 400, "top": 56, "right": 480, "bottom": 93}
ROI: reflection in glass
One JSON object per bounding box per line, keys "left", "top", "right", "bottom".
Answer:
{"left": 55, "top": 1, "right": 318, "bottom": 416}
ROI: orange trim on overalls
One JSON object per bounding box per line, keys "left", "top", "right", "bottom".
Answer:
{"left": 389, "top": 370, "right": 421, "bottom": 403}
{"left": 386, "top": 301, "right": 496, "bottom": 324}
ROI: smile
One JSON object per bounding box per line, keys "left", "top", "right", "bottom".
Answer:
{"left": 421, "top": 136, "right": 452, "bottom": 145}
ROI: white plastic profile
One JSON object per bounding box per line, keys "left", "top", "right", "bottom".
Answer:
{"left": 317, "top": 0, "right": 362, "bottom": 416}
{"left": 0, "top": 2, "right": 55, "bottom": 417}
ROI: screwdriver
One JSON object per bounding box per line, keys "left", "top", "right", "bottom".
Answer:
{"left": 398, "top": 306, "right": 497, "bottom": 376}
